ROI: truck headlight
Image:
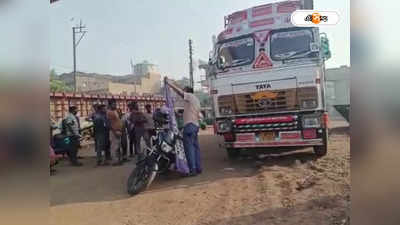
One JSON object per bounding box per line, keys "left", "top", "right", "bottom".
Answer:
{"left": 217, "top": 120, "right": 232, "bottom": 133}
{"left": 219, "top": 106, "right": 233, "bottom": 115}
{"left": 301, "top": 99, "right": 317, "bottom": 109}
{"left": 302, "top": 117, "right": 321, "bottom": 128}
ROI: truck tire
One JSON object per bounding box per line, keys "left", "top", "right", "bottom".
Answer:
{"left": 227, "top": 148, "right": 240, "bottom": 159}
{"left": 313, "top": 129, "right": 328, "bottom": 157}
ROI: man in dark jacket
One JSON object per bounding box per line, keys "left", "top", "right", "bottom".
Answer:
{"left": 127, "top": 102, "right": 136, "bottom": 157}
{"left": 62, "top": 106, "right": 83, "bottom": 166}
{"left": 93, "top": 104, "right": 109, "bottom": 166}
{"left": 129, "top": 102, "right": 148, "bottom": 161}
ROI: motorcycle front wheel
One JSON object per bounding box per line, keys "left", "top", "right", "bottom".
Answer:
{"left": 127, "top": 161, "right": 157, "bottom": 196}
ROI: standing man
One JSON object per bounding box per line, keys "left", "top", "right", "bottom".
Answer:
{"left": 86, "top": 104, "right": 99, "bottom": 122}
{"left": 120, "top": 103, "right": 132, "bottom": 162}
{"left": 62, "top": 106, "right": 83, "bottom": 166}
{"left": 126, "top": 102, "right": 136, "bottom": 158}
{"left": 129, "top": 102, "right": 147, "bottom": 161}
{"left": 144, "top": 104, "right": 155, "bottom": 148}
{"left": 107, "top": 99, "right": 124, "bottom": 166}
{"left": 93, "top": 104, "right": 109, "bottom": 166}
{"left": 164, "top": 78, "right": 202, "bottom": 176}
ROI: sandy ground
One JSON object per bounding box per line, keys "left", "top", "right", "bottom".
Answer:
{"left": 50, "top": 127, "right": 350, "bottom": 225}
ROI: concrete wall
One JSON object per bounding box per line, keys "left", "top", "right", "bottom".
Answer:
{"left": 325, "top": 66, "right": 350, "bottom": 106}
{"left": 108, "top": 82, "right": 137, "bottom": 95}
{"left": 76, "top": 76, "right": 109, "bottom": 93}
{"left": 107, "top": 72, "right": 160, "bottom": 95}
{"left": 139, "top": 72, "right": 161, "bottom": 94}
{"left": 59, "top": 70, "right": 161, "bottom": 95}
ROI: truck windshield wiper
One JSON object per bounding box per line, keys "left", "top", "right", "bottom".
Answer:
{"left": 231, "top": 58, "right": 250, "bottom": 66}
{"left": 273, "top": 51, "right": 297, "bottom": 60}
{"left": 287, "top": 50, "right": 313, "bottom": 59}
{"left": 274, "top": 50, "right": 312, "bottom": 60}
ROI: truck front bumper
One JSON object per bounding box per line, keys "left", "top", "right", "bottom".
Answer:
{"left": 224, "top": 138, "right": 323, "bottom": 148}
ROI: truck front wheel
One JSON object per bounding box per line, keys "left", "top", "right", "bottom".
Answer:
{"left": 226, "top": 148, "right": 240, "bottom": 159}
{"left": 313, "top": 129, "right": 328, "bottom": 157}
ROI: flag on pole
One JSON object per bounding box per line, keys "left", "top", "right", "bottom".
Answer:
{"left": 164, "top": 81, "right": 190, "bottom": 175}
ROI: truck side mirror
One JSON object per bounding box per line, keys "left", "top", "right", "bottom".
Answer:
{"left": 218, "top": 56, "right": 225, "bottom": 69}
{"left": 310, "top": 42, "right": 319, "bottom": 52}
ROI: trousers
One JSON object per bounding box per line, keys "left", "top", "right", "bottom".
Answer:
{"left": 183, "top": 123, "right": 201, "bottom": 173}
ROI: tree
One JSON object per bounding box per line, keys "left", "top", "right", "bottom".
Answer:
{"left": 50, "top": 69, "right": 72, "bottom": 92}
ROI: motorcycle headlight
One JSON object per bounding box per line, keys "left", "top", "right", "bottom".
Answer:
{"left": 302, "top": 116, "right": 321, "bottom": 128}
{"left": 301, "top": 99, "right": 317, "bottom": 109}
{"left": 219, "top": 106, "right": 233, "bottom": 115}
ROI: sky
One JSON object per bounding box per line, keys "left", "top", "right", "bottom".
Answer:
{"left": 50, "top": 0, "right": 350, "bottom": 84}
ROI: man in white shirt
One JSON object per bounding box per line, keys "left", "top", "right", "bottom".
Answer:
{"left": 165, "top": 77, "right": 203, "bottom": 176}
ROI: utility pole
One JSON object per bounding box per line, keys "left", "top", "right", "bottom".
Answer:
{"left": 72, "top": 20, "right": 87, "bottom": 92}
{"left": 130, "top": 58, "right": 137, "bottom": 94}
{"left": 189, "top": 39, "right": 194, "bottom": 89}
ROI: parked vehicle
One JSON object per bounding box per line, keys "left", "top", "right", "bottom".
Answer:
{"left": 51, "top": 121, "right": 92, "bottom": 157}
{"left": 207, "top": 0, "right": 329, "bottom": 158}
{"left": 127, "top": 109, "right": 184, "bottom": 196}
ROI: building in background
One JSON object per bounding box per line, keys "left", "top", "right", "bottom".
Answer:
{"left": 59, "top": 60, "right": 161, "bottom": 95}
{"left": 133, "top": 60, "right": 158, "bottom": 77}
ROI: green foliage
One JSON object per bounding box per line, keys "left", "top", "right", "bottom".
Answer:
{"left": 50, "top": 69, "right": 72, "bottom": 92}
{"left": 199, "top": 120, "right": 207, "bottom": 130}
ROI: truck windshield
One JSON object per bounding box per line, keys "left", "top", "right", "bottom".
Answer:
{"left": 270, "top": 29, "right": 315, "bottom": 61}
{"left": 217, "top": 37, "right": 254, "bottom": 69}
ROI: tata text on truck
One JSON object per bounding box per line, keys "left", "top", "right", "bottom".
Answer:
{"left": 208, "top": 0, "right": 329, "bottom": 158}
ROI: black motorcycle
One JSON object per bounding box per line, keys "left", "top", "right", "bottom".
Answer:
{"left": 127, "top": 110, "right": 184, "bottom": 196}
{"left": 51, "top": 121, "right": 93, "bottom": 157}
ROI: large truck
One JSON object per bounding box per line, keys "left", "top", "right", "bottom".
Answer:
{"left": 207, "top": 0, "right": 329, "bottom": 158}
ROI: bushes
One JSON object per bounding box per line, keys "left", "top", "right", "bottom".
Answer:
{"left": 199, "top": 120, "right": 207, "bottom": 130}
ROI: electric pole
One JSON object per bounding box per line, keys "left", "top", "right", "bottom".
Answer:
{"left": 72, "top": 20, "right": 87, "bottom": 92}
{"left": 189, "top": 39, "right": 194, "bottom": 89}
{"left": 130, "top": 58, "right": 137, "bottom": 93}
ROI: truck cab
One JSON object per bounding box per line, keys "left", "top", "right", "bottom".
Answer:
{"left": 207, "top": 0, "right": 328, "bottom": 158}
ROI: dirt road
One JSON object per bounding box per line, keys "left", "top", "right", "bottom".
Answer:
{"left": 50, "top": 128, "right": 350, "bottom": 225}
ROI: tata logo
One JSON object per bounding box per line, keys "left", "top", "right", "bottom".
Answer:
{"left": 256, "top": 83, "right": 272, "bottom": 90}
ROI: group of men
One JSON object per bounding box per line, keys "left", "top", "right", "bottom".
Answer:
{"left": 62, "top": 100, "right": 155, "bottom": 167}
{"left": 91, "top": 100, "right": 155, "bottom": 166}
{"left": 61, "top": 78, "right": 203, "bottom": 176}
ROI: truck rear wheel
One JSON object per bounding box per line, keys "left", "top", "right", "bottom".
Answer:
{"left": 313, "top": 129, "right": 328, "bottom": 157}
{"left": 227, "top": 148, "right": 240, "bottom": 159}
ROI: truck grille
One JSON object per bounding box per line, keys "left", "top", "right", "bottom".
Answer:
{"left": 233, "top": 119, "right": 299, "bottom": 133}
{"left": 218, "top": 87, "right": 317, "bottom": 115}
